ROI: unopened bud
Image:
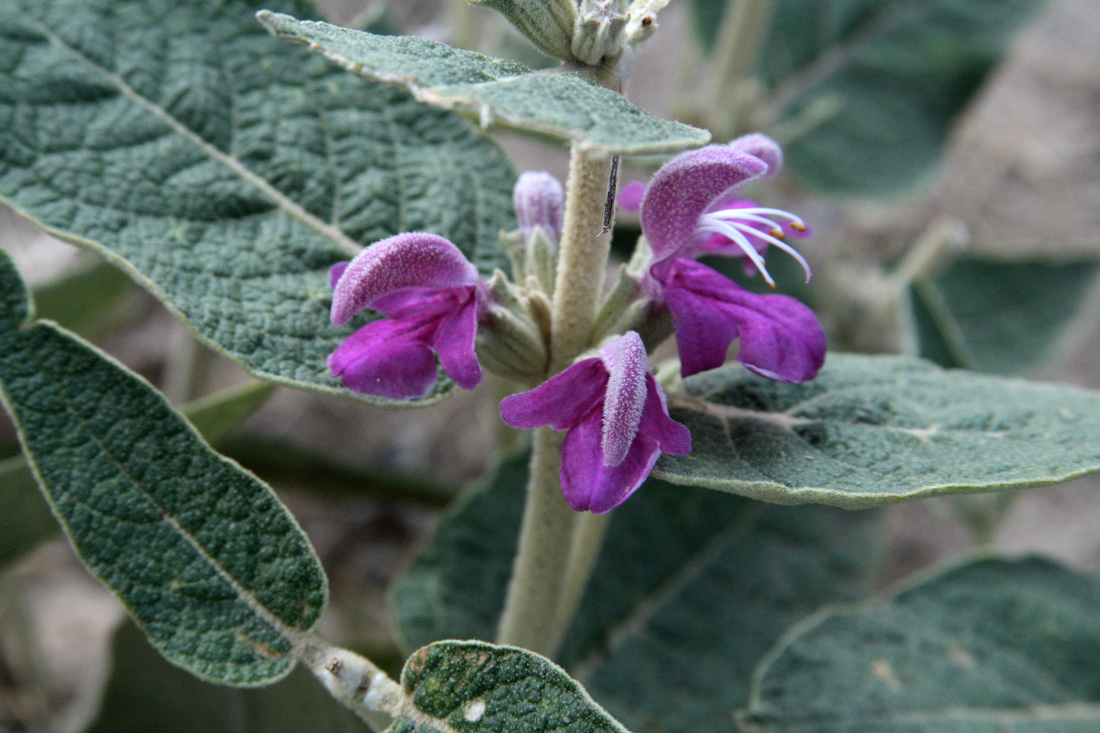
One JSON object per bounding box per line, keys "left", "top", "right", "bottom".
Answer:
{"left": 513, "top": 171, "right": 565, "bottom": 242}
{"left": 476, "top": 271, "right": 550, "bottom": 381}
{"left": 468, "top": 0, "right": 578, "bottom": 63}
{"left": 572, "top": 0, "right": 628, "bottom": 66}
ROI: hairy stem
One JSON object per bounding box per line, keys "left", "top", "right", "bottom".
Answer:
{"left": 548, "top": 511, "right": 612, "bottom": 654}
{"left": 300, "top": 638, "right": 409, "bottom": 731}
{"left": 497, "top": 144, "right": 613, "bottom": 656}
{"left": 496, "top": 428, "right": 573, "bottom": 655}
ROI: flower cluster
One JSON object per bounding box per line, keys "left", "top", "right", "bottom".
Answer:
{"left": 327, "top": 134, "right": 824, "bottom": 513}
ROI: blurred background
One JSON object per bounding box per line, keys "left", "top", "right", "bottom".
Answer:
{"left": 2, "top": 0, "right": 1100, "bottom": 729}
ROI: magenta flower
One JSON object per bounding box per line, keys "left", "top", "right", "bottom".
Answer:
{"left": 500, "top": 332, "right": 691, "bottom": 514}
{"left": 328, "top": 232, "right": 487, "bottom": 399}
{"left": 635, "top": 135, "right": 826, "bottom": 383}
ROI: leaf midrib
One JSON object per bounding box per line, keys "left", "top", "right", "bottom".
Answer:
{"left": 15, "top": 321, "right": 309, "bottom": 650}
{"left": 23, "top": 11, "right": 363, "bottom": 257}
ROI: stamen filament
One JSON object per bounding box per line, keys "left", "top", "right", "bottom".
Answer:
{"left": 694, "top": 219, "right": 776, "bottom": 287}
{"left": 729, "top": 222, "right": 813, "bottom": 283}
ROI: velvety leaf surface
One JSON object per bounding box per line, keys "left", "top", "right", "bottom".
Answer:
{"left": 89, "top": 621, "right": 366, "bottom": 733}
{"left": 0, "top": 251, "right": 326, "bottom": 685}
{"left": 0, "top": 0, "right": 516, "bottom": 405}
{"left": 910, "top": 256, "right": 1100, "bottom": 375}
{"left": 257, "top": 13, "right": 712, "bottom": 156}
{"left": 0, "top": 381, "right": 276, "bottom": 571}
{"left": 395, "top": 641, "right": 629, "bottom": 733}
{"left": 655, "top": 354, "right": 1100, "bottom": 508}
{"left": 741, "top": 557, "right": 1100, "bottom": 732}
{"left": 395, "top": 451, "right": 882, "bottom": 732}
{"left": 761, "top": 0, "right": 1045, "bottom": 194}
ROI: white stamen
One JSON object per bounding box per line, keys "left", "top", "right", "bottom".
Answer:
{"left": 694, "top": 218, "right": 776, "bottom": 287}
{"left": 700, "top": 205, "right": 812, "bottom": 284}
{"left": 729, "top": 222, "right": 812, "bottom": 283}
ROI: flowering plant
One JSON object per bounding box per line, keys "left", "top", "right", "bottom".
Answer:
{"left": 2, "top": 1, "right": 1099, "bottom": 731}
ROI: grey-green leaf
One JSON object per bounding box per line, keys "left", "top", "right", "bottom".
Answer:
{"left": 0, "top": 0, "right": 516, "bottom": 405}
{"left": 397, "top": 641, "right": 629, "bottom": 733}
{"left": 1, "top": 380, "right": 276, "bottom": 571}
{"left": 762, "top": 0, "right": 1045, "bottom": 195}
{"left": 655, "top": 354, "right": 1100, "bottom": 508}
{"left": 741, "top": 557, "right": 1100, "bottom": 732}
{"left": 910, "top": 255, "right": 1100, "bottom": 375}
{"left": 395, "top": 451, "right": 882, "bottom": 732}
{"left": 0, "top": 251, "right": 326, "bottom": 685}
{"left": 89, "top": 622, "right": 366, "bottom": 733}
{"left": 469, "top": 0, "right": 578, "bottom": 63}
{"left": 256, "top": 12, "right": 711, "bottom": 156}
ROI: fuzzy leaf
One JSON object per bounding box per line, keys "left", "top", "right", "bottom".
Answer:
{"left": 0, "top": 0, "right": 516, "bottom": 406}
{"left": 761, "top": 0, "right": 1045, "bottom": 195}
{"left": 257, "top": 12, "right": 711, "bottom": 157}
{"left": 911, "top": 256, "right": 1100, "bottom": 374}
{"left": 0, "top": 251, "right": 326, "bottom": 685}
{"left": 395, "top": 451, "right": 882, "bottom": 732}
{"left": 655, "top": 354, "right": 1100, "bottom": 508}
{"left": 393, "top": 641, "right": 629, "bottom": 732}
{"left": 741, "top": 557, "right": 1100, "bottom": 732}
{"left": 0, "top": 380, "right": 275, "bottom": 570}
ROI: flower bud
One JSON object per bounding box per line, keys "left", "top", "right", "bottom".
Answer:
{"left": 513, "top": 171, "right": 565, "bottom": 241}
{"left": 572, "top": 0, "right": 629, "bottom": 66}
{"left": 468, "top": 0, "right": 578, "bottom": 63}
{"left": 475, "top": 271, "right": 550, "bottom": 381}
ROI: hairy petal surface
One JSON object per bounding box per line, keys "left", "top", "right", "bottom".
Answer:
{"left": 331, "top": 233, "right": 480, "bottom": 325}
{"left": 640, "top": 146, "right": 768, "bottom": 262}
{"left": 600, "top": 332, "right": 650, "bottom": 467}
{"left": 730, "top": 133, "right": 783, "bottom": 176}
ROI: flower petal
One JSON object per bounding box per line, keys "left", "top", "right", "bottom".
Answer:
{"left": 640, "top": 374, "right": 692, "bottom": 455}
{"left": 729, "top": 133, "right": 783, "bottom": 177}
{"left": 331, "top": 233, "right": 480, "bottom": 325}
{"left": 328, "top": 318, "right": 440, "bottom": 399}
{"left": 658, "top": 258, "right": 825, "bottom": 382}
{"left": 499, "top": 359, "right": 608, "bottom": 431}
{"left": 618, "top": 180, "right": 647, "bottom": 212}
{"left": 514, "top": 171, "right": 565, "bottom": 241}
{"left": 599, "top": 331, "right": 649, "bottom": 467}
{"left": 432, "top": 293, "right": 482, "bottom": 390}
{"left": 560, "top": 408, "right": 661, "bottom": 514}
{"left": 640, "top": 146, "right": 768, "bottom": 263}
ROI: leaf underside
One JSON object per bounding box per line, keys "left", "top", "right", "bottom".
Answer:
{"left": 256, "top": 12, "right": 712, "bottom": 157}
{"left": 0, "top": 251, "right": 326, "bottom": 685}
{"left": 0, "top": 0, "right": 517, "bottom": 406}
{"left": 742, "top": 557, "right": 1100, "bottom": 732}
{"left": 655, "top": 354, "right": 1100, "bottom": 508}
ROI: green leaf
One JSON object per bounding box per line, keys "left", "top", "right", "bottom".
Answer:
{"left": 396, "top": 641, "right": 629, "bottom": 732}
{"left": 762, "top": 0, "right": 1045, "bottom": 195}
{"left": 89, "top": 621, "right": 367, "bottom": 733}
{"left": 256, "top": 13, "right": 711, "bottom": 157}
{"left": 655, "top": 353, "right": 1100, "bottom": 508}
{"left": 0, "top": 251, "right": 326, "bottom": 685}
{"left": 468, "top": 0, "right": 577, "bottom": 63}
{"left": 0, "top": 380, "right": 277, "bottom": 571}
{"left": 911, "top": 256, "right": 1100, "bottom": 375}
{"left": 741, "top": 557, "right": 1100, "bottom": 732}
{"left": 0, "top": 0, "right": 516, "bottom": 405}
{"left": 395, "top": 451, "right": 882, "bottom": 732}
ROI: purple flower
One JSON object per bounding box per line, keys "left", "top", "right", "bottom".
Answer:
{"left": 329, "top": 232, "right": 487, "bottom": 399}
{"left": 635, "top": 135, "right": 826, "bottom": 383}
{"left": 500, "top": 332, "right": 691, "bottom": 514}
{"left": 513, "top": 171, "right": 565, "bottom": 242}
